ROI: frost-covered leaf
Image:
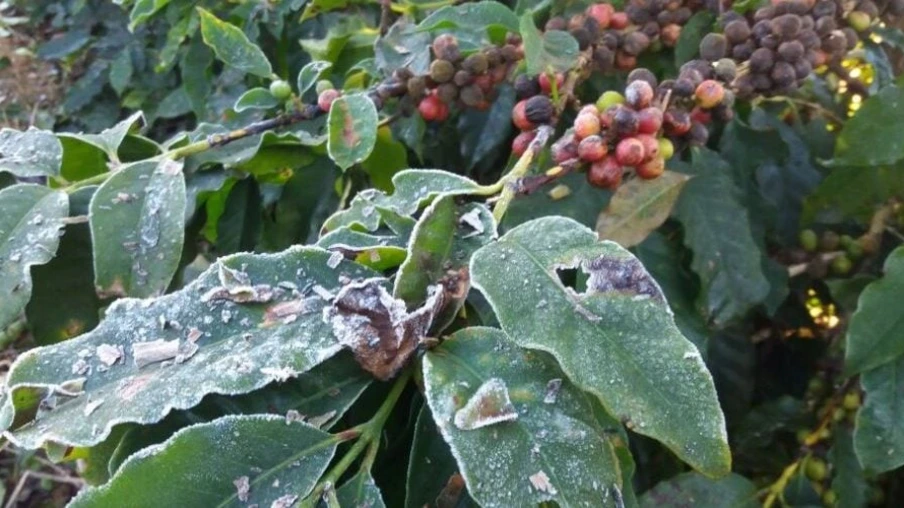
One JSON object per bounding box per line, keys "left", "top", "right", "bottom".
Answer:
{"left": 322, "top": 170, "right": 484, "bottom": 233}
{"left": 423, "top": 327, "right": 627, "bottom": 507}
{"left": 297, "top": 61, "right": 332, "bottom": 96}
{"left": 470, "top": 216, "right": 730, "bottom": 476}
{"left": 316, "top": 227, "right": 409, "bottom": 271}
{"left": 595, "top": 171, "right": 690, "bottom": 248}
{"left": 327, "top": 93, "right": 378, "bottom": 171}
{"left": 69, "top": 415, "right": 336, "bottom": 507}
{"left": 417, "top": 1, "right": 519, "bottom": 49}
{"left": 0, "top": 128, "right": 63, "bottom": 177}
{"left": 673, "top": 149, "right": 770, "bottom": 325}
{"left": 519, "top": 12, "right": 579, "bottom": 75}
{"left": 62, "top": 112, "right": 145, "bottom": 161}
{"left": 406, "top": 406, "right": 478, "bottom": 508}
{"left": 0, "top": 184, "right": 69, "bottom": 330}
{"left": 843, "top": 246, "right": 904, "bottom": 376}
{"left": 395, "top": 197, "right": 495, "bottom": 308}
{"left": 854, "top": 354, "right": 904, "bottom": 473}
{"left": 0, "top": 247, "right": 377, "bottom": 449}
{"left": 336, "top": 471, "right": 386, "bottom": 508}
{"left": 89, "top": 159, "right": 186, "bottom": 299}
{"left": 198, "top": 8, "right": 273, "bottom": 78}
{"left": 639, "top": 472, "right": 757, "bottom": 507}
{"left": 233, "top": 88, "right": 280, "bottom": 112}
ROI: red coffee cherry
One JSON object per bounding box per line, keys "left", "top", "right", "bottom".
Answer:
{"left": 690, "top": 107, "right": 712, "bottom": 125}
{"left": 573, "top": 112, "right": 601, "bottom": 139}
{"left": 512, "top": 130, "right": 537, "bottom": 156}
{"left": 625, "top": 80, "right": 655, "bottom": 109}
{"left": 636, "top": 134, "right": 660, "bottom": 161}
{"left": 318, "top": 89, "right": 341, "bottom": 112}
{"left": 552, "top": 132, "right": 579, "bottom": 163}
{"left": 512, "top": 100, "right": 536, "bottom": 131}
{"left": 418, "top": 94, "right": 448, "bottom": 122}
{"left": 664, "top": 109, "right": 691, "bottom": 135}
{"left": 615, "top": 137, "right": 646, "bottom": 166}
{"left": 578, "top": 135, "right": 608, "bottom": 162}
{"left": 636, "top": 107, "right": 663, "bottom": 134}
{"left": 587, "top": 157, "right": 624, "bottom": 189}
{"left": 695, "top": 80, "right": 725, "bottom": 109}
{"left": 610, "top": 12, "right": 629, "bottom": 29}
{"left": 538, "top": 72, "right": 565, "bottom": 94}
{"left": 586, "top": 3, "right": 614, "bottom": 28}
{"left": 636, "top": 156, "right": 666, "bottom": 179}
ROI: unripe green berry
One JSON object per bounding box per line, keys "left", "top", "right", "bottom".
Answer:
{"left": 832, "top": 407, "right": 846, "bottom": 422}
{"left": 823, "top": 489, "right": 837, "bottom": 506}
{"left": 315, "top": 79, "right": 334, "bottom": 95}
{"left": 847, "top": 241, "right": 864, "bottom": 261}
{"left": 831, "top": 255, "right": 853, "bottom": 275}
{"left": 839, "top": 234, "right": 855, "bottom": 249}
{"left": 847, "top": 11, "right": 872, "bottom": 32}
{"left": 843, "top": 391, "right": 861, "bottom": 411}
{"left": 269, "top": 80, "right": 292, "bottom": 101}
{"left": 430, "top": 59, "right": 455, "bottom": 83}
{"left": 805, "top": 458, "right": 828, "bottom": 482}
{"left": 658, "top": 138, "right": 675, "bottom": 160}
{"left": 800, "top": 229, "right": 819, "bottom": 252}
{"left": 596, "top": 91, "right": 625, "bottom": 111}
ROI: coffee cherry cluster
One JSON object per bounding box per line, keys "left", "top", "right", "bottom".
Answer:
{"left": 701, "top": 0, "right": 858, "bottom": 97}
{"left": 401, "top": 34, "right": 523, "bottom": 122}
{"left": 796, "top": 228, "right": 872, "bottom": 277}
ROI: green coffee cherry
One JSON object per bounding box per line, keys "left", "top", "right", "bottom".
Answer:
{"left": 843, "top": 391, "right": 861, "bottom": 411}
{"left": 269, "top": 80, "right": 292, "bottom": 101}
{"left": 831, "top": 255, "right": 853, "bottom": 275}
{"left": 823, "top": 489, "right": 838, "bottom": 506}
{"left": 800, "top": 229, "right": 819, "bottom": 252}
{"left": 596, "top": 91, "right": 625, "bottom": 111}
{"left": 805, "top": 457, "right": 828, "bottom": 482}
{"left": 315, "top": 79, "right": 334, "bottom": 94}
{"left": 847, "top": 241, "right": 864, "bottom": 261}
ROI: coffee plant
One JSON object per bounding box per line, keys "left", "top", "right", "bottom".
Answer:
{"left": 2, "top": 0, "right": 904, "bottom": 505}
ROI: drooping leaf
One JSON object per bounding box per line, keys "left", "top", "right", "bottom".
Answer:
{"left": 321, "top": 169, "right": 485, "bottom": 233}
{"left": 406, "top": 406, "right": 478, "bottom": 508}
{"left": 197, "top": 8, "right": 273, "bottom": 78}
{"left": 297, "top": 61, "right": 332, "bottom": 96}
{"left": 233, "top": 88, "right": 280, "bottom": 112}
{"left": 89, "top": 159, "right": 186, "bottom": 298}
{"left": 423, "top": 327, "right": 628, "bottom": 507}
{"left": 0, "top": 248, "right": 377, "bottom": 449}
{"left": 62, "top": 112, "right": 145, "bottom": 161}
{"left": 639, "top": 472, "right": 758, "bottom": 507}
{"left": 829, "top": 427, "right": 870, "bottom": 508}
{"left": 843, "top": 246, "right": 904, "bottom": 376}
{"left": 0, "top": 184, "right": 69, "bottom": 330}
{"left": 327, "top": 93, "right": 379, "bottom": 171}
{"left": 0, "top": 127, "right": 63, "bottom": 178}
{"left": 833, "top": 84, "right": 904, "bottom": 167}
{"left": 855, "top": 354, "right": 904, "bottom": 473}
{"left": 673, "top": 148, "right": 770, "bottom": 326}
{"left": 336, "top": 471, "right": 386, "bottom": 508}
{"left": 417, "top": 1, "right": 519, "bottom": 48}
{"left": 69, "top": 415, "right": 337, "bottom": 507}
{"left": 26, "top": 187, "right": 102, "bottom": 345}
{"left": 596, "top": 171, "right": 690, "bottom": 248}
{"left": 520, "top": 12, "right": 579, "bottom": 75}
{"left": 470, "top": 216, "right": 730, "bottom": 476}
{"left": 394, "top": 197, "right": 495, "bottom": 308}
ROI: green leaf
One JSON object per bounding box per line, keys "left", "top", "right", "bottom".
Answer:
{"left": 457, "top": 86, "right": 516, "bottom": 170}
{"left": 375, "top": 23, "right": 432, "bottom": 76}
{"left": 336, "top": 471, "right": 386, "bottom": 508}
{"left": 0, "top": 127, "right": 63, "bottom": 177}
{"left": 129, "top": 0, "right": 172, "bottom": 31}
{"left": 674, "top": 11, "right": 716, "bottom": 65}
{"left": 520, "top": 12, "right": 579, "bottom": 75}
{"left": 322, "top": 170, "right": 485, "bottom": 233}
{"left": 261, "top": 158, "right": 339, "bottom": 251}
{"left": 327, "top": 93, "right": 379, "bottom": 171}
{"left": 639, "top": 472, "right": 757, "bottom": 507}
{"left": 197, "top": 7, "right": 273, "bottom": 78}
{"left": 394, "top": 197, "right": 495, "bottom": 307}
{"left": 406, "top": 406, "right": 478, "bottom": 508}
{"left": 829, "top": 427, "right": 870, "bottom": 508}
{"left": 234, "top": 88, "right": 280, "bottom": 113}
{"left": 109, "top": 50, "right": 133, "bottom": 96}
{"left": 673, "top": 149, "right": 770, "bottom": 325}
{"left": 89, "top": 159, "right": 186, "bottom": 298}
{"left": 854, "top": 354, "right": 904, "bottom": 473}
{"left": 63, "top": 112, "right": 145, "bottom": 161}
{"left": 833, "top": 84, "right": 904, "bottom": 167}
{"left": 843, "top": 246, "right": 904, "bottom": 376}
{"left": 69, "top": 415, "right": 337, "bottom": 507}
{"left": 0, "top": 184, "right": 69, "bottom": 330}
{"left": 470, "top": 216, "right": 730, "bottom": 476}
{"left": 0, "top": 248, "right": 377, "bottom": 449}
{"left": 826, "top": 274, "right": 877, "bottom": 313}
{"left": 423, "top": 327, "right": 627, "bottom": 507}
{"left": 215, "top": 177, "right": 262, "bottom": 254}
{"left": 596, "top": 171, "right": 690, "bottom": 248}
{"left": 417, "top": 2, "right": 519, "bottom": 48}
{"left": 803, "top": 165, "right": 904, "bottom": 224}
{"left": 317, "top": 227, "right": 409, "bottom": 271}
{"left": 297, "top": 61, "right": 332, "bottom": 96}
{"left": 26, "top": 187, "right": 102, "bottom": 345}
{"left": 362, "top": 126, "right": 409, "bottom": 192}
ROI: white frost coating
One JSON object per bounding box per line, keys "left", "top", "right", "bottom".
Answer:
{"left": 459, "top": 208, "right": 486, "bottom": 238}
{"left": 307, "top": 410, "right": 336, "bottom": 429}
{"left": 83, "top": 399, "right": 103, "bottom": 417}
{"left": 544, "top": 379, "right": 562, "bottom": 404}
{"left": 453, "top": 378, "right": 518, "bottom": 431}
{"left": 529, "top": 471, "right": 558, "bottom": 495}
{"left": 233, "top": 476, "right": 250, "bottom": 502}
{"left": 96, "top": 344, "right": 123, "bottom": 366}
{"left": 326, "top": 251, "right": 343, "bottom": 269}
{"left": 132, "top": 339, "right": 181, "bottom": 368}
{"left": 271, "top": 494, "right": 298, "bottom": 508}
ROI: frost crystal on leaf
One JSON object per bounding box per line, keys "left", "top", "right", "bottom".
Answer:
{"left": 543, "top": 379, "right": 562, "bottom": 404}
{"left": 529, "top": 471, "right": 558, "bottom": 495}
{"left": 96, "top": 344, "right": 124, "bottom": 367}
{"left": 270, "top": 494, "right": 298, "bottom": 508}
{"left": 233, "top": 476, "right": 250, "bottom": 502}
{"left": 453, "top": 378, "right": 518, "bottom": 430}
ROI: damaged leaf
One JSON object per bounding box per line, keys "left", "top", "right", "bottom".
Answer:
{"left": 424, "top": 327, "right": 628, "bottom": 507}
{"left": 327, "top": 93, "right": 378, "bottom": 171}
{"left": 89, "top": 159, "right": 186, "bottom": 299}
{"left": 69, "top": 415, "right": 336, "bottom": 507}
{"left": 0, "top": 247, "right": 376, "bottom": 449}
{"left": 470, "top": 216, "right": 730, "bottom": 477}
{"left": 0, "top": 184, "right": 69, "bottom": 330}
{"left": 325, "top": 278, "right": 443, "bottom": 380}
